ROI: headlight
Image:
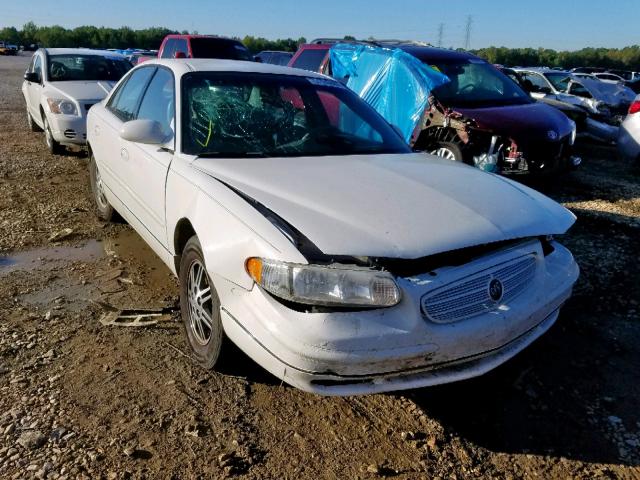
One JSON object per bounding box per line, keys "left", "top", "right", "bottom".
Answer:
{"left": 46, "top": 98, "right": 78, "bottom": 115}
{"left": 245, "top": 258, "right": 401, "bottom": 308}
{"left": 568, "top": 120, "right": 577, "bottom": 145}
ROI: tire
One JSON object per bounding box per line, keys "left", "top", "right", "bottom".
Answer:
{"left": 179, "top": 236, "right": 225, "bottom": 370}
{"left": 429, "top": 141, "right": 465, "bottom": 162}
{"left": 43, "top": 115, "right": 64, "bottom": 155}
{"left": 27, "top": 108, "right": 41, "bottom": 132}
{"left": 89, "top": 152, "right": 114, "bottom": 221}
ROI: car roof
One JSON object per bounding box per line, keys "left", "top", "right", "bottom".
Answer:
{"left": 143, "top": 58, "right": 332, "bottom": 80}
{"left": 513, "top": 67, "right": 571, "bottom": 75}
{"left": 43, "top": 48, "right": 127, "bottom": 58}
{"left": 394, "top": 45, "right": 479, "bottom": 62}
{"left": 164, "top": 34, "right": 240, "bottom": 41}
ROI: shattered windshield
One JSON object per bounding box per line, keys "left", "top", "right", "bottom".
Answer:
{"left": 48, "top": 54, "right": 131, "bottom": 82}
{"left": 182, "top": 72, "right": 410, "bottom": 157}
{"left": 429, "top": 59, "right": 532, "bottom": 108}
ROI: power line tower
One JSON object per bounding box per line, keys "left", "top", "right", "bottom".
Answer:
{"left": 437, "top": 23, "right": 444, "bottom": 48}
{"left": 464, "top": 15, "right": 473, "bottom": 50}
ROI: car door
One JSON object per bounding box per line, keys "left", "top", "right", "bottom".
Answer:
{"left": 96, "top": 66, "right": 156, "bottom": 213}
{"left": 26, "top": 54, "right": 44, "bottom": 121}
{"left": 120, "top": 67, "right": 175, "bottom": 246}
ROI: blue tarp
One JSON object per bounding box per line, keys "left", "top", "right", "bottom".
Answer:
{"left": 329, "top": 43, "right": 450, "bottom": 143}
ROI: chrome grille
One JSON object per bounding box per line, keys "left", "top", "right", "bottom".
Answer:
{"left": 421, "top": 254, "right": 537, "bottom": 323}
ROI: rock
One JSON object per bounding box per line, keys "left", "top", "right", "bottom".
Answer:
{"left": 3, "top": 423, "right": 15, "bottom": 435}
{"left": 48, "top": 228, "right": 74, "bottom": 242}
{"left": 608, "top": 415, "right": 623, "bottom": 425}
{"left": 366, "top": 463, "right": 380, "bottom": 474}
{"left": 218, "top": 452, "right": 233, "bottom": 467}
{"left": 123, "top": 446, "right": 136, "bottom": 457}
{"left": 43, "top": 349, "right": 55, "bottom": 359}
{"left": 17, "top": 430, "right": 46, "bottom": 450}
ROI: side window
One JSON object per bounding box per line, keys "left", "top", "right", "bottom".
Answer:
{"left": 137, "top": 68, "right": 175, "bottom": 135}
{"left": 568, "top": 83, "right": 592, "bottom": 98}
{"left": 291, "top": 49, "right": 328, "bottom": 72}
{"left": 174, "top": 39, "right": 189, "bottom": 58}
{"left": 161, "top": 39, "right": 176, "bottom": 59}
{"left": 107, "top": 67, "right": 156, "bottom": 121}
{"left": 33, "top": 55, "right": 42, "bottom": 79}
{"left": 521, "top": 73, "right": 549, "bottom": 92}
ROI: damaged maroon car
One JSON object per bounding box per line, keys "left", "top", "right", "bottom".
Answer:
{"left": 290, "top": 41, "right": 580, "bottom": 175}
{"left": 402, "top": 46, "right": 580, "bottom": 174}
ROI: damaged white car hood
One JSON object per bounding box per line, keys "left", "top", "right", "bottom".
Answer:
{"left": 193, "top": 153, "right": 575, "bottom": 258}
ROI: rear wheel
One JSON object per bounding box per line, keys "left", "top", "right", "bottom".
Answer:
{"left": 43, "top": 115, "right": 64, "bottom": 155}
{"left": 89, "top": 152, "right": 114, "bottom": 221}
{"left": 179, "top": 236, "right": 225, "bottom": 369}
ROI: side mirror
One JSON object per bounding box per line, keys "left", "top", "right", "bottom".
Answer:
{"left": 539, "top": 86, "right": 552, "bottom": 94}
{"left": 174, "top": 51, "right": 187, "bottom": 59}
{"left": 120, "top": 119, "right": 168, "bottom": 145}
{"left": 24, "top": 71, "right": 40, "bottom": 83}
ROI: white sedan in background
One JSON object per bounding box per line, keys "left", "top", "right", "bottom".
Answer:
{"left": 87, "top": 59, "right": 579, "bottom": 396}
{"left": 22, "top": 48, "right": 131, "bottom": 154}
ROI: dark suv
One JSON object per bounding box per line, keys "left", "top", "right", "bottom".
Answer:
{"left": 290, "top": 42, "right": 579, "bottom": 174}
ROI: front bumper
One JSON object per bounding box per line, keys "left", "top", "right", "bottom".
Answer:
{"left": 216, "top": 241, "right": 579, "bottom": 396}
{"left": 48, "top": 113, "right": 87, "bottom": 145}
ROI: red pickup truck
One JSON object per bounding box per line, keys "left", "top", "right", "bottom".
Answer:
{"left": 138, "top": 34, "right": 254, "bottom": 63}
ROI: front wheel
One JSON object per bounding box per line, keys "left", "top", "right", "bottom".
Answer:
{"left": 27, "top": 108, "right": 41, "bottom": 132}
{"left": 43, "top": 115, "right": 64, "bottom": 155}
{"left": 179, "top": 236, "right": 225, "bottom": 369}
{"left": 429, "top": 141, "right": 465, "bottom": 162}
{"left": 89, "top": 152, "right": 114, "bottom": 221}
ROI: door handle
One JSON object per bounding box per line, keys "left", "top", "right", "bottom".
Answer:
{"left": 120, "top": 148, "right": 129, "bottom": 161}
{"left": 94, "top": 125, "right": 100, "bottom": 136}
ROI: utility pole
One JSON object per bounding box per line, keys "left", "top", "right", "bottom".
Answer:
{"left": 464, "top": 15, "right": 473, "bottom": 50}
{"left": 437, "top": 23, "right": 444, "bottom": 48}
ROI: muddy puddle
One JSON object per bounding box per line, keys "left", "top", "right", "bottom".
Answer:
{"left": 0, "top": 228, "right": 171, "bottom": 281}
{"left": 0, "top": 240, "right": 105, "bottom": 275}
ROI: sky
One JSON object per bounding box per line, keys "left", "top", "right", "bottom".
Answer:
{"left": 0, "top": 0, "right": 638, "bottom": 51}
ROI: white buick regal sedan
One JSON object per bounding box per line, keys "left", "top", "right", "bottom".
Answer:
{"left": 87, "top": 59, "right": 579, "bottom": 395}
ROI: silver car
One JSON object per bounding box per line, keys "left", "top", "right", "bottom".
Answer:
{"left": 618, "top": 95, "right": 640, "bottom": 161}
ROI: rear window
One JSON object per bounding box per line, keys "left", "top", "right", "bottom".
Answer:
{"left": 190, "top": 38, "right": 253, "bottom": 61}
{"left": 291, "top": 49, "right": 328, "bottom": 72}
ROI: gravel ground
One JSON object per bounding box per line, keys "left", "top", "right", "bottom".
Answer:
{"left": 1, "top": 53, "right": 639, "bottom": 480}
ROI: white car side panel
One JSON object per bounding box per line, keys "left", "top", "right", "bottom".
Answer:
{"left": 165, "top": 156, "right": 308, "bottom": 289}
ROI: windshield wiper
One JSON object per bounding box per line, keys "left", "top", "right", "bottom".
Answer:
{"left": 197, "top": 151, "right": 271, "bottom": 158}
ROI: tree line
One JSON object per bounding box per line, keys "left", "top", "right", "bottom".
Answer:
{"left": 2, "top": 22, "right": 640, "bottom": 70}
{"left": 0, "top": 22, "right": 306, "bottom": 53}
{"left": 471, "top": 46, "right": 640, "bottom": 71}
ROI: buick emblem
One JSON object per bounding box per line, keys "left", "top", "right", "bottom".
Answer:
{"left": 547, "top": 130, "right": 558, "bottom": 140}
{"left": 488, "top": 278, "right": 503, "bottom": 302}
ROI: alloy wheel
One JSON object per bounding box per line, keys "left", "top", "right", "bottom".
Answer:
{"left": 93, "top": 163, "right": 109, "bottom": 211}
{"left": 44, "top": 118, "right": 53, "bottom": 148}
{"left": 187, "top": 260, "right": 213, "bottom": 345}
{"left": 431, "top": 147, "right": 457, "bottom": 161}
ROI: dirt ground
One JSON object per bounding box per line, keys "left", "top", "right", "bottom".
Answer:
{"left": 1, "top": 52, "right": 639, "bottom": 480}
